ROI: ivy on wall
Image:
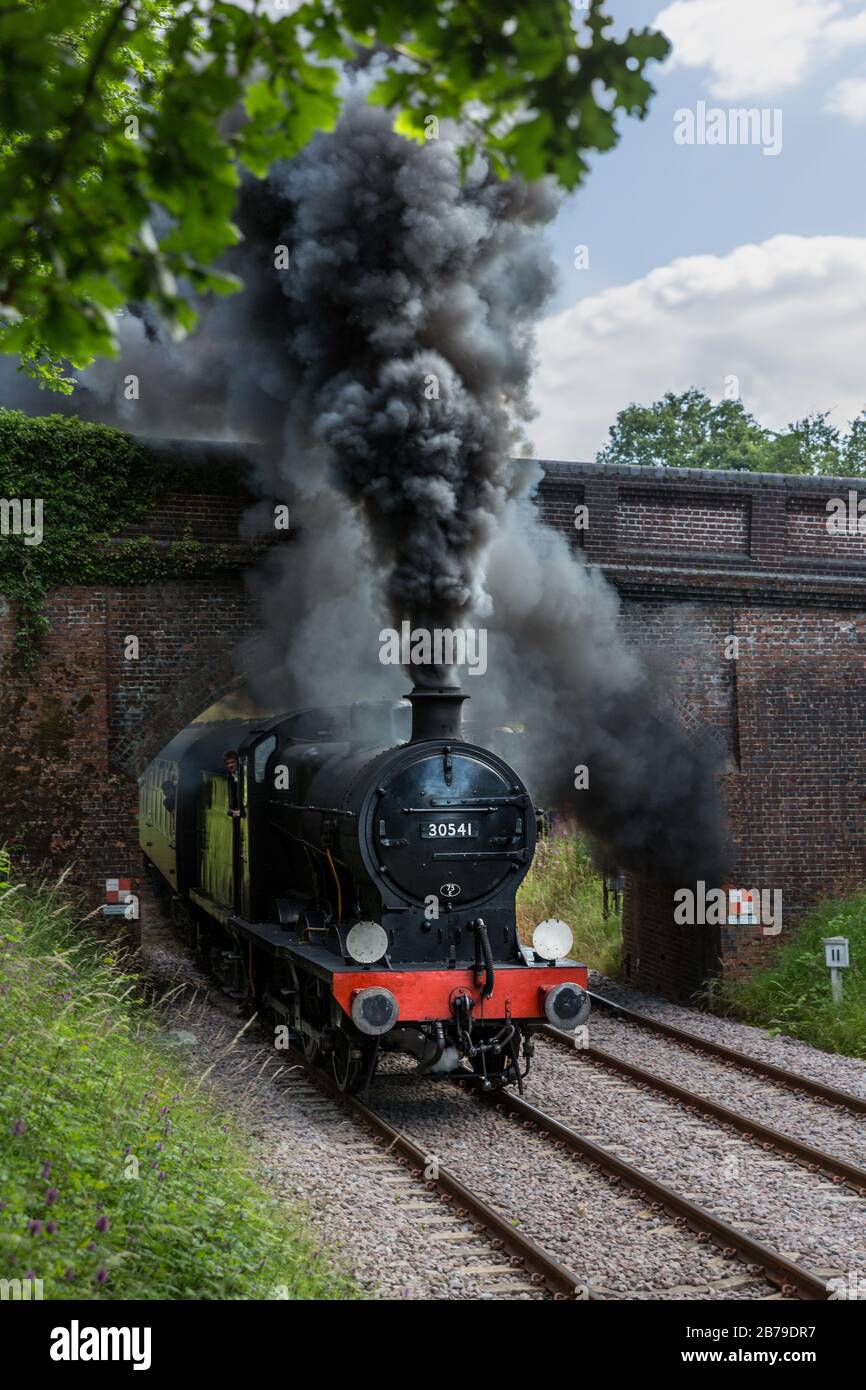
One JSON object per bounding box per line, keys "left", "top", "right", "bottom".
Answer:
{"left": 0, "top": 409, "right": 261, "bottom": 664}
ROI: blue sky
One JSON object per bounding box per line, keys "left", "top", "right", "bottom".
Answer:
{"left": 533, "top": 0, "right": 866, "bottom": 459}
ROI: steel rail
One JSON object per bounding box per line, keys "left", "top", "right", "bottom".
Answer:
{"left": 587, "top": 991, "right": 866, "bottom": 1115}
{"left": 288, "top": 1046, "right": 590, "bottom": 1300}
{"left": 485, "top": 1087, "right": 830, "bottom": 1301}
{"left": 542, "top": 1025, "right": 866, "bottom": 1195}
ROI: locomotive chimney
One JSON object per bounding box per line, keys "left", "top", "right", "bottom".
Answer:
{"left": 407, "top": 685, "right": 467, "bottom": 742}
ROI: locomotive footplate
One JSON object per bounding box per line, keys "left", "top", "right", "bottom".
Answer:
{"left": 213, "top": 906, "right": 586, "bottom": 1025}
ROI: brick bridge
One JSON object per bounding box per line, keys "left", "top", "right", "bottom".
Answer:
{"left": 2, "top": 447, "right": 865, "bottom": 1001}
{"left": 538, "top": 461, "right": 866, "bottom": 998}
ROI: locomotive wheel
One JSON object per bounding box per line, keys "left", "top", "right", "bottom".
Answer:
{"left": 331, "top": 1027, "right": 373, "bottom": 1093}
{"left": 299, "top": 974, "right": 326, "bottom": 1064}
{"left": 331, "top": 1028, "right": 361, "bottom": 1092}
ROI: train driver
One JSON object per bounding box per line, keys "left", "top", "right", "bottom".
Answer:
{"left": 223, "top": 750, "right": 244, "bottom": 818}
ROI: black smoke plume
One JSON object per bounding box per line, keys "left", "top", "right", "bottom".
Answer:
{"left": 232, "top": 99, "right": 558, "bottom": 684}
{"left": 477, "top": 493, "right": 729, "bottom": 882}
{"left": 232, "top": 96, "right": 727, "bottom": 881}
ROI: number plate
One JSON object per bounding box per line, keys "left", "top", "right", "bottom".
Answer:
{"left": 420, "top": 821, "right": 478, "bottom": 839}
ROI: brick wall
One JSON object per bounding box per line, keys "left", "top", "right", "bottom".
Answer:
{"left": 616, "top": 490, "right": 750, "bottom": 555}
{"left": 0, "top": 575, "right": 260, "bottom": 903}
{"left": 621, "top": 879, "right": 721, "bottom": 1000}
{"left": 786, "top": 495, "right": 866, "bottom": 559}
{"left": 103, "top": 578, "right": 258, "bottom": 772}
{"left": 0, "top": 588, "right": 123, "bottom": 885}
{"left": 537, "top": 478, "right": 585, "bottom": 548}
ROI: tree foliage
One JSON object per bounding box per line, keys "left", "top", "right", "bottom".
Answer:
{"left": 597, "top": 388, "right": 866, "bottom": 478}
{"left": 0, "top": 0, "right": 669, "bottom": 389}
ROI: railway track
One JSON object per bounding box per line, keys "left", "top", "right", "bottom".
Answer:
{"left": 281, "top": 1036, "right": 825, "bottom": 1301}
{"left": 147, "top": 926, "right": 591, "bottom": 1300}
{"left": 584, "top": 991, "right": 866, "bottom": 1115}
{"left": 541, "top": 1023, "right": 866, "bottom": 1194}
{"left": 486, "top": 989, "right": 866, "bottom": 1301}
{"left": 284, "top": 1044, "right": 591, "bottom": 1300}
{"left": 479, "top": 1084, "right": 830, "bottom": 1301}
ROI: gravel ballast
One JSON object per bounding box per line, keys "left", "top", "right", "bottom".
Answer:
{"left": 527, "top": 1035, "right": 866, "bottom": 1289}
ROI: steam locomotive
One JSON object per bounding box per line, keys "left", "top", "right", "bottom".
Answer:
{"left": 139, "top": 684, "right": 590, "bottom": 1092}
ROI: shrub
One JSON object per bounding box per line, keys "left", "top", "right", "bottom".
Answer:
{"left": 716, "top": 892, "right": 866, "bottom": 1057}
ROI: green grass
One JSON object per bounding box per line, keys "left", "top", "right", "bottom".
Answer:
{"left": 716, "top": 892, "right": 866, "bottom": 1058}
{"left": 0, "top": 874, "right": 358, "bottom": 1300}
{"left": 517, "top": 825, "right": 621, "bottom": 976}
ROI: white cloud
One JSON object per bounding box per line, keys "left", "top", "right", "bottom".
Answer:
{"left": 654, "top": 0, "right": 866, "bottom": 111}
{"left": 531, "top": 235, "right": 866, "bottom": 461}
{"left": 655, "top": 0, "right": 839, "bottom": 99}
{"left": 823, "top": 74, "right": 866, "bottom": 119}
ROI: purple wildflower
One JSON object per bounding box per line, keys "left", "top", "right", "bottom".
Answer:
{"left": 45, "top": 1187, "right": 59, "bottom": 1205}
{"left": 11, "top": 1120, "right": 25, "bottom": 1136}
{"left": 95, "top": 1268, "right": 108, "bottom": 1285}
{"left": 27, "top": 1219, "right": 42, "bottom": 1235}
{"left": 95, "top": 1215, "right": 109, "bottom": 1232}
{"left": 40, "top": 1161, "right": 52, "bottom": 1179}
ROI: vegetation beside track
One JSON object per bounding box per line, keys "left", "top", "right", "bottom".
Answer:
{"left": 0, "top": 872, "right": 357, "bottom": 1300}
{"left": 517, "top": 825, "right": 621, "bottom": 976}
{"left": 715, "top": 892, "right": 866, "bottom": 1058}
